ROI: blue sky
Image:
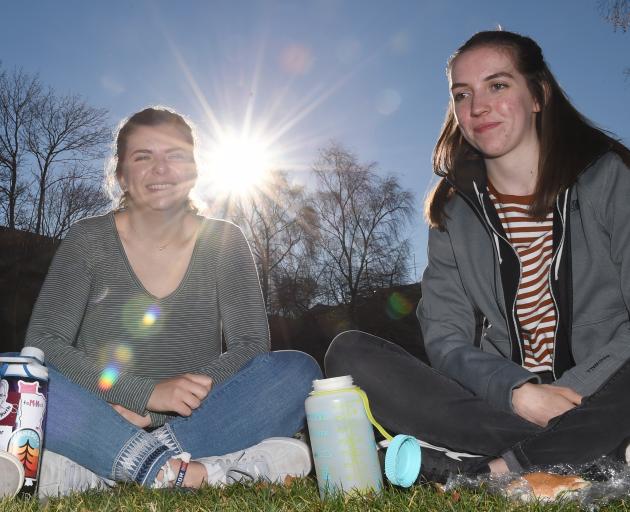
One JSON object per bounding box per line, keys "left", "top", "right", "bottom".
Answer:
{"left": 2, "top": 0, "right": 628, "bottom": 277}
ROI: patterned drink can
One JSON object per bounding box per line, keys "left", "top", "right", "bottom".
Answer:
{"left": 0, "top": 347, "right": 48, "bottom": 496}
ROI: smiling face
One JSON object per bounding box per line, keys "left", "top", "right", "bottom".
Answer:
{"left": 449, "top": 45, "right": 540, "bottom": 165}
{"left": 117, "top": 123, "right": 197, "bottom": 213}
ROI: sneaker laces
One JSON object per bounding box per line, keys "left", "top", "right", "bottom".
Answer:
{"left": 211, "top": 451, "right": 272, "bottom": 484}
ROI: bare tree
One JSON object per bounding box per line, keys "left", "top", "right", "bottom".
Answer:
{"left": 269, "top": 204, "right": 323, "bottom": 316}
{"left": 598, "top": 0, "right": 630, "bottom": 77}
{"left": 215, "top": 170, "right": 317, "bottom": 314}
{"left": 308, "top": 143, "right": 415, "bottom": 311}
{"left": 599, "top": 0, "right": 630, "bottom": 31}
{"left": 272, "top": 265, "right": 321, "bottom": 316}
{"left": 25, "top": 92, "right": 109, "bottom": 235}
{"left": 39, "top": 165, "right": 110, "bottom": 238}
{"left": 0, "top": 67, "right": 40, "bottom": 229}
{"left": 0, "top": 65, "right": 110, "bottom": 239}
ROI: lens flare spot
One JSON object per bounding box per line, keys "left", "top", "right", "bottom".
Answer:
{"left": 142, "top": 310, "right": 158, "bottom": 326}
{"left": 376, "top": 89, "right": 402, "bottom": 116}
{"left": 98, "top": 367, "right": 119, "bottom": 391}
{"left": 123, "top": 297, "right": 164, "bottom": 337}
{"left": 389, "top": 30, "right": 410, "bottom": 54}
{"left": 336, "top": 38, "right": 361, "bottom": 64}
{"left": 279, "top": 44, "right": 313, "bottom": 75}
{"left": 386, "top": 292, "right": 413, "bottom": 320}
{"left": 115, "top": 345, "right": 133, "bottom": 363}
{"left": 146, "top": 304, "right": 161, "bottom": 326}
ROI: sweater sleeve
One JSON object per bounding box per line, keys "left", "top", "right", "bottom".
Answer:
{"left": 418, "top": 226, "right": 537, "bottom": 413}
{"left": 194, "top": 221, "right": 270, "bottom": 384}
{"left": 25, "top": 222, "right": 156, "bottom": 414}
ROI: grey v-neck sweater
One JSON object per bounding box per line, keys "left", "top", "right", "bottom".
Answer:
{"left": 25, "top": 212, "right": 269, "bottom": 426}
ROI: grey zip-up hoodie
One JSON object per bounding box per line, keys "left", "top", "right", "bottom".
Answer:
{"left": 417, "top": 151, "right": 630, "bottom": 414}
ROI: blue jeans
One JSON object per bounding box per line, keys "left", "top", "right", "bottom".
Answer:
{"left": 44, "top": 351, "right": 321, "bottom": 485}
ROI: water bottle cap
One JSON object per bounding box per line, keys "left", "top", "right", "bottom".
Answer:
{"left": 384, "top": 434, "right": 421, "bottom": 487}
{"left": 312, "top": 375, "right": 354, "bottom": 392}
{"left": 20, "top": 346, "right": 45, "bottom": 364}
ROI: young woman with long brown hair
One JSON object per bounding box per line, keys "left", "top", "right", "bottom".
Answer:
{"left": 326, "top": 30, "right": 630, "bottom": 482}
{"left": 1, "top": 107, "right": 321, "bottom": 498}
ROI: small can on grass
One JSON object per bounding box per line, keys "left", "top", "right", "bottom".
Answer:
{"left": 0, "top": 347, "right": 48, "bottom": 496}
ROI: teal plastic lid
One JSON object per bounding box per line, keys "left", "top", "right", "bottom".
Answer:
{"left": 384, "top": 434, "right": 421, "bottom": 487}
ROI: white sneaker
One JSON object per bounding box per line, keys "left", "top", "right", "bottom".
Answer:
{"left": 195, "top": 437, "right": 312, "bottom": 485}
{"left": 0, "top": 451, "right": 24, "bottom": 498}
{"left": 37, "top": 450, "right": 113, "bottom": 498}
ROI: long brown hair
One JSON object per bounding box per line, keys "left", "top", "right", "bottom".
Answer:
{"left": 426, "top": 30, "right": 630, "bottom": 230}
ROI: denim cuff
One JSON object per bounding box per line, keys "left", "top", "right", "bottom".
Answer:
{"left": 113, "top": 430, "right": 175, "bottom": 486}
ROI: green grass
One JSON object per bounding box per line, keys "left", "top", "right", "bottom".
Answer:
{"left": 2, "top": 478, "right": 630, "bottom": 512}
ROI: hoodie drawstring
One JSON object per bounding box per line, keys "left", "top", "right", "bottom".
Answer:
{"left": 493, "top": 233, "right": 503, "bottom": 265}
{"left": 554, "top": 189, "right": 569, "bottom": 280}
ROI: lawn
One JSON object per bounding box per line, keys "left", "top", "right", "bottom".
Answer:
{"left": 2, "top": 477, "right": 630, "bottom": 512}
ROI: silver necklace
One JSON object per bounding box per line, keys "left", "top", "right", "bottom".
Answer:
{"left": 128, "top": 221, "right": 177, "bottom": 252}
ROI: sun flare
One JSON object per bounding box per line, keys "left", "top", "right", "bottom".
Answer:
{"left": 203, "top": 133, "right": 274, "bottom": 197}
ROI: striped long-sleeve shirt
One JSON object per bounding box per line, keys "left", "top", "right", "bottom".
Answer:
{"left": 25, "top": 212, "right": 270, "bottom": 426}
{"left": 488, "top": 184, "right": 556, "bottom": 373}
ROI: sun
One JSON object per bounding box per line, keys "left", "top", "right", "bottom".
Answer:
{"left": 202, "top": 132, "right": 274, "bottom": 197}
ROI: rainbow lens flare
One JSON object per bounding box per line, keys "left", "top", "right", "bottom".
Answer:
{"left": 142, "top": 304, "right": 160, "bottom": 326}
{"left": 386, "top": 292, "right": 413, "bottom": 320}
{"left": 98, "top": 367, "right": 119, "bottom": 391}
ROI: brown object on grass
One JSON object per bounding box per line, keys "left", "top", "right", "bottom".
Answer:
{"left": 283, "top": 475, "right": 297, "bottom": 487}
{"left": 508, "top": 471, "right": 590, "bottom": 502}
